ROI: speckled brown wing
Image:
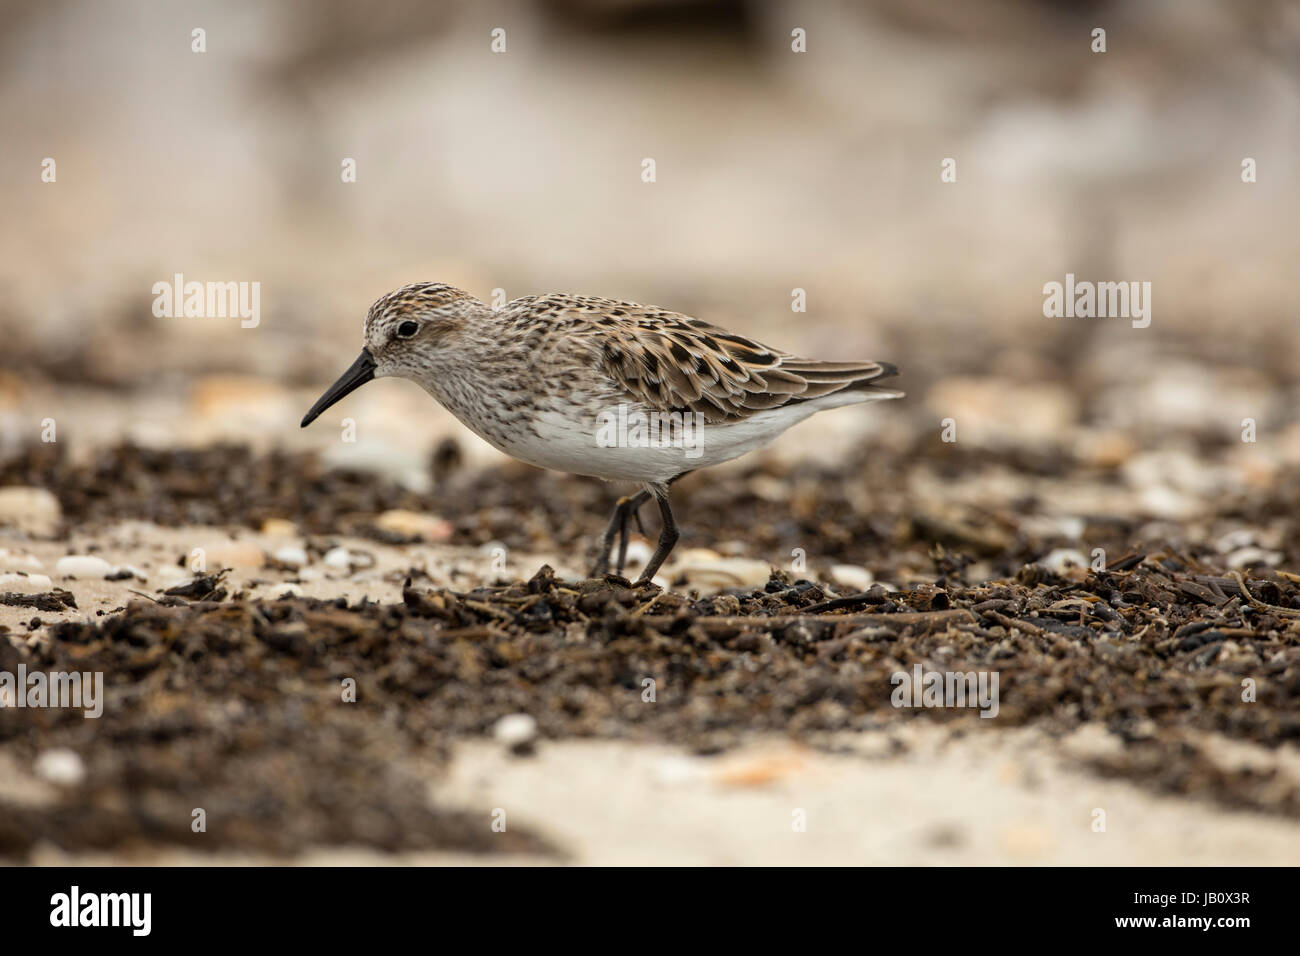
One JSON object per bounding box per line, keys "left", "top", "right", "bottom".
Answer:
{"left": 580, "top": 304, "right": 899, "bottom": 424}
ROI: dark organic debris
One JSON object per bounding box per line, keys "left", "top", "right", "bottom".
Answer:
{"left": 1, "top": 552, "right": 1297, "bottom": 860}
{"left": 162, "top": 571, "right": 229, "bottom": 601}
{"left": 0, "top": 589, "right": 77, "bottom": 612}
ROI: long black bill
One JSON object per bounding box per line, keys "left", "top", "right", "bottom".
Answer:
{"left": 300, "top": 349, "right": 376, "bottom": 427}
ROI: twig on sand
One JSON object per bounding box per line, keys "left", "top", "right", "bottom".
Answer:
{"left": 1232, "top": 571, "right": 1300, "bottom": 618}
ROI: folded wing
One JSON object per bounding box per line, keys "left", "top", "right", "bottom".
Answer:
{"left": 593, "top": 311, "right": 900, "bottom": 424}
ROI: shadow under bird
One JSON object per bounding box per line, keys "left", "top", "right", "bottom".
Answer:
{"left": 301, "top": 283, "right": 902, "bottom": 584}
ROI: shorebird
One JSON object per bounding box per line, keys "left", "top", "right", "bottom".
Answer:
{"left": 301, "top": 283, "right": 902, "bottom": 584}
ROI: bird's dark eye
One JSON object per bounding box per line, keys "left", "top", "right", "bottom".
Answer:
{"left": 397, "top": 320, "right": 419, "bottom": 337}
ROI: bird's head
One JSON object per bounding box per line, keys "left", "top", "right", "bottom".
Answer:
{"left": 300, "top": 282, "right": 481, "bottom": 428}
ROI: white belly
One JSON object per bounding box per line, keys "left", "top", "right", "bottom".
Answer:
{"left": 428, "top": 381, "right": 893, "bottom": 485}
{"left": 488, "top": 399, "right": 867, "bottom": 484}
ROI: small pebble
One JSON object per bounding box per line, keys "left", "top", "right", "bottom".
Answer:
{"left": 0, "top": 572, "right": 54, "bottom": 593}
{"left": 34, "top": 748, "right": 86, "bottom": 786}
{"left": 0, "top": 548, "right": 43, "bottom": 572}
{"left": 260, "top": 518, "right": 299, "bottom": 537}
{"left": 829, "top": 564, "right": 873, "bottom": 591}
{"left": 493, "top": 713, "right": 538, "bottom": 755}
{"left": 669, "top": 553, "right": 770, "bottom": 590}
{"left": 202, "top": 541, "right": 266, "bottom": 570}
{"left": 322, "top": 546, "right": 352, "bottom": 569}
{"left": 54, "top": 555, "right": 114, "bottom": 579}
{"left": 1040, "top": 549, "right": 1089, "bottom": 574}
{"left": 375, "top": 509, "right": 453, "bottom": 542}
{"left": 1226, "top": 546, "right": 1282, "bottom": 570}
{"left": 273, "top": 546, "right": 309, "bottom": 567}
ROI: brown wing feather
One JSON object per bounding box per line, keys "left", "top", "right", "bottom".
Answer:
{"left": 548, "top": 299, "right": 898, "bottom": 424}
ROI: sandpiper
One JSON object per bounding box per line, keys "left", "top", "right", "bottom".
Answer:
{"left": 301, "top": 283, "right": 902, "bottom": 583}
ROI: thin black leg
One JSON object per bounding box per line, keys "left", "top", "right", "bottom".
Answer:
{"left": 590, "top": 496, "right": 630, "bottom": 577}
{"left": 615, "top": 490, "right": 651, "bottom": 574}
{"left": 635, "top": 490, "right": 680, "bottom": 585}
{"left": 590, "top": 492, "right": 649, "bottom": 577}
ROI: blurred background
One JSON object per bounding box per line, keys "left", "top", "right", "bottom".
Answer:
{"left": 0, "top": 0, "right": 1298, "bottom": 519}
{"left": 3, "top": 0, "right": 1300, "bottom": 867}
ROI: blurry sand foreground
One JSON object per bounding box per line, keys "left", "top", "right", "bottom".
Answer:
{"left": 14, "top": 732, "right": 1300, "bottom": 867}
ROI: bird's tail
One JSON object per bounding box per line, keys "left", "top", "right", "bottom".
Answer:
{"left": 781, "top": 358, "right": 904, "bottom": 403}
